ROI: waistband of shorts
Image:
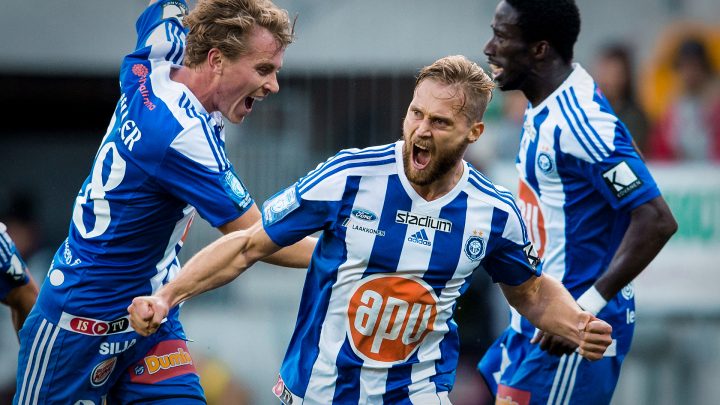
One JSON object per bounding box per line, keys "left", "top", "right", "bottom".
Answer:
{"left": 58, "top": 312, "right": 134, "bottom": 336}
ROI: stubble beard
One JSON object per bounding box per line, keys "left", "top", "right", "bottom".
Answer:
{"left": 402, "top": 135, "right": 467, "bottom": 187}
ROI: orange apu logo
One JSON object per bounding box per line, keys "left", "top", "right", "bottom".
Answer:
{"left": 517, "top": 179, "right": 546, "bottom": 258}
{"left": 347, "top": 274, "right": 438, "bottom": 364}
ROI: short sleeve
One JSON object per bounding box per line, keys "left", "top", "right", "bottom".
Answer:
{"left": 0, "top": 230, "right": 30, "bottom": 300}
{"left": 155, "top": 147, "right": 254, "bottom": 227}
{"left": 482, "top": 205, "right": 541, "bottom": 286}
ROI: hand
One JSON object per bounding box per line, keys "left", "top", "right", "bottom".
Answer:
{"left": 576, "top": 312, "right": 613, "bottom": 361}
{"left": 531, "top": 330, "right": 578, "bottom": 356}
{"left": 127, "top": 296, "right": 169, "bottom": 336}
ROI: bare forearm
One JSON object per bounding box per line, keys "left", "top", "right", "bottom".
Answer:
{"left": 262, "top": 236, "right": 317, "bottom": 268}
{"left": 503, "top": 276, "right": 585, "bottom": 345}
{"left": 156, "top": 232, "right": 256, "bottom": 308}
{"left": 594, "top": 197, "right": 677, "bottom": 299}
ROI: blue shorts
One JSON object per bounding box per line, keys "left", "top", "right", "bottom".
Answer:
{"left": 478, "top": 327, "right": 624, "bottom": 405}
{"left": 14, "top": 307, "right": 205, "bottom": 404}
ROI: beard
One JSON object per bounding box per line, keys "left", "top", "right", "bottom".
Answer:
{"left": 402, "top": 135, "right": 467, "bottom": 186}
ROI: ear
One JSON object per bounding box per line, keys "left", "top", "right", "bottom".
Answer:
{"left": 532, "top": 40, "right": 550, "bottom": 61}
{"left": 207, "top": 48, "right": 224, "bottom": 74}
{"left": 467, "top": 121, "right": 485, "bottom": 144}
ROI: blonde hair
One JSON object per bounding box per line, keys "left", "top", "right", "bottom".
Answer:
{"left": 416, "top": 55, "right": 495, "bottom": 122}
{"left": 183, "top": 0, "right": 294, "bottom": 68}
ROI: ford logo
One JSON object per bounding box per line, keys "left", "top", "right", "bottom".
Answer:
{"left": 352, "top": 209, "right": 378, "bottom": 222}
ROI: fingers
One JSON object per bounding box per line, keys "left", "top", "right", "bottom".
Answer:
{"left": 127, "top": 297, "right": 165, "bottom": 337}
{"left": 577, "top": 319, "right": 613, "bottom": 361}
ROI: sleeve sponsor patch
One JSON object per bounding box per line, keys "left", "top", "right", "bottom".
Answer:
{"left": 602, "top": 161, "right": 642, "bottom": 199}
{"left": 221, "top": 171, "right": 253, "bottom": 210}
{"left": 162, "top": 1, "right": 188, "bottom": 22}
{"left": 522, "top": 242, "right": 539, "bottom": 270}
{"left": 262, "top": 186, "right": 300, "bottom": 226}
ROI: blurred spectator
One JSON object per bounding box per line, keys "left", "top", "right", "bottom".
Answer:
{"left": 0, "top": 193, "right": 51, "bottom": 283}
{"left": 594, "top": 43, "right": 650, "bottom": 153}
{"left": 649, "top": 38, "right": 720, "bottom": 162}
{"left": 466, "top": 90, "right": 527, "bottom": 171}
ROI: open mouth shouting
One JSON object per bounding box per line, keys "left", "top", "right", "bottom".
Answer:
{"left": 412, "top": 142, "right": 432, "bottom": 170}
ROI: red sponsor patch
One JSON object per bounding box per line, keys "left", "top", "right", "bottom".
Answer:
{"left": 91, "top": 357, "right": 117, "bottom": 387}
{"left": 129, "top": 340, "right": 196, "bottom": 384}
{"left": 497, "top": 384, "right": 531, "bottom": 405}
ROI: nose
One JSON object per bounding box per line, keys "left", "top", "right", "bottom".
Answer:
{"left": 416, "top": 119, "right": 432, "bottom": 137}
{"left": 483, "top": 38, "right": 494, "bottom": 57}
{"left": 265, "top": 73, "right": 280, "bottom": 94}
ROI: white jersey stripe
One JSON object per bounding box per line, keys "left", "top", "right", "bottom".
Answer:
{"left": 561, "top": 91, "right": 606, "bottom": 160}
{"left": 298, "top": 151, "right": 395, "bottom": 194}
{"left": 556, "top": 94, "right": 600, "bottom": 162}
{"left": 562, "top": 354, "right": 582, "bottom": 405}
{"left": 18, "top": 319, "right": 47, "bottom": 404}
{"left": 546, "top": 353, "right": 567, "bottom": 405}
{"left": 305, "top": 175, "right": 389, "bottom": 401}
{"left": 31, "top": 325, "right": 60, "bottom": 405}
{"left": 299, "top": 145, "right": 394, "bottom": 189}
{"left": 568, "top": 88, "right": 612, "bottom": 156}
{"left": 19, "top": 319, "right": 52, "bottom": 405}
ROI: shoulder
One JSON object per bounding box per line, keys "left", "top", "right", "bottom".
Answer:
{"left": 550, "top": 66, "right": 626, "bottom": 163}
{"left": 465, "top": 166, "right": 521, "bottom": 214}
{"left": 296, "top": 143, "right": 398, "bottom": 196}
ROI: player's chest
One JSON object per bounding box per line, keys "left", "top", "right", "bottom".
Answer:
{"left": 338, "top": 199, "right": 492, "bottom": 277}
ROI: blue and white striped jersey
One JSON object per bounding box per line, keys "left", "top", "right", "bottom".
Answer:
{"left": 0, "top": 224, "right": 29, "bottom": 300}
{"left": 511, "top": 64, "right": 661, "bottom": 356}
{"left": 263, "top": 141, "right": 539, "bottom": 403}
{"left": 36, "top": 0, "right": 253, "bottom": 323}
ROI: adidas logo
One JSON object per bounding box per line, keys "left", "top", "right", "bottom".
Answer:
{"left": 408, "top": 229, "right": 432, "bottom": 246}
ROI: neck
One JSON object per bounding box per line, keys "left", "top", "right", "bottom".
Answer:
{"left": 410, "top": 160, "right": 465, "bottom": 201}
{"left": 170, "top": 66, "right": 215, "bottom": 112}
{"left": 524, "top": 62, "right": 574, "bottom": 106}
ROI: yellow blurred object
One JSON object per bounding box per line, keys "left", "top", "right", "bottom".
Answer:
{"left": 639, "top": 22, "right": 720, "bottom": 122}
{"left": 197, "top": 356, "right": 252, "bottom": 405}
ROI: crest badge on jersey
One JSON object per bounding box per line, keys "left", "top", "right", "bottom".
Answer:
{"left": 263, "top": 186, "right": 300, "bottom": 225}
{"left": 464, "top": 232, "right": 486, "bottom": 261}
{"left": 602, "top": 161, "right": 642, "bottom": 199}
{"left": 221, "top": 171, "right": 252, "bottom": 210}
{"left": 537, "top": 152, "right": 554, "bottom": 174}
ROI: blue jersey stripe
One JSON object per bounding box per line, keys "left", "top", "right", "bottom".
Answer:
{"left": 299, "top": 158, "right": 395, "bottom": 196}
{"left": 429, "top": 315, "right": 459, "bottom": 391}
{"left": 163, "top": 22, "right": 178, "bottom": 62}
{"left": 365, "top": 174, "right": 412, "bottom": 277}
{"left": 298, "top": 146, "right": 395, "bottom": 192}
{"left": 569, "top": 88, "right": 612, "bottom": 156}
{"left": 383, "top": 358, "right": 416, "bottom": 403}
{"left": 556, "top": 94, "right": 599, "bottom": 162}
{"left": 426, "top": 193, "right": 467, "bottom": 298}
{"left": 0, "top": 233, "right": 12, "bottom": 262}
{"left": 286, "top": 176, "right": 361, "bottom": 396}
{"left": 525, "top": 107, "right": 550, "bottom": 195}
{"left": 332, "top": 338, "right": 363, "bottom": 404}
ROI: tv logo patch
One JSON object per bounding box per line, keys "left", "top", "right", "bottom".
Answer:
{"left": 602, "top": 161, "right": 642, "bottom": 199}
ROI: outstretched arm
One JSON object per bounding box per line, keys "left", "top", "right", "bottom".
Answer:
{"left": 219, "top": 205, "right": 317, "bottom": 269}
{"left": 500, "top": 274, "right": 612, "bottom": 360}
{"left": 128, "top": 220, "right": 281, "bottom": 336}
